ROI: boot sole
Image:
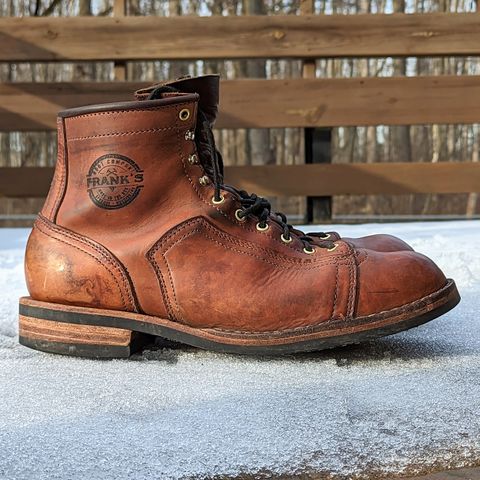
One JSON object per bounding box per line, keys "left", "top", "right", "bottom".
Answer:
{"left": 18, "top": 279, "right": 460, "bottom": 358}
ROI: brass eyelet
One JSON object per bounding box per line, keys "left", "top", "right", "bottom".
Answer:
{"left": 199, "top": 175, "right": 209, "bottom": 186}
{"left": 212, "top": 195, "right": 225, "bottom": 205}
{"left": 179, "top": 108, "right": 190, "bottom": 121}
{"left": 256, "top": 222, "right": 269, "bottom": 232}
{"left": 319, "top": 233, "right": 331, "bottom": 240}
{"left": 188, "top": 154, "right": 199, "bottom": 165}
{"left": 303, "top": 246, "right": 315, "bottom": 255}
{"left": 327, "top": 243, "right": 338, "bottom": 252}
{"left": 281, "top": 234, "right": 293, "bottom": 244}
{"left": 235, "top": 209, "right": 246, "bottom": 222}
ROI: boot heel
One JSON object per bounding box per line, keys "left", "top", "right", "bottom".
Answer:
{"left": 19, "top": 302, "right": 152, "bottom": 358}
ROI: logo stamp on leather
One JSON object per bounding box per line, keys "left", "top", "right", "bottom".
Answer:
{"left": 86, "top": 154, "right": 144, "bottom": 210}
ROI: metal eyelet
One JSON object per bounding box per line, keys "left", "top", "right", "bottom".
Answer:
{"left": 235, "top": 209, "right": 246, "bottom": 222}
{"left": 303, "top": 246, "right": 315, "bottom": 255}
{"left": 179, "top": 108, "right": 190, "bottom": 121}
{"left": 185, "top": 131, "right": 195, "bottom": 141}
{"left": 199, "top": 175, "right": 209, "bottom": 186}
{"left": 281, "top": 234, "right": 293, "bottom": 244}
{"left": 256, "top": 222, "right": 269, "bottom": 232}
{"left": 212, "top": 195, "right": 225, "bottom": 205}
{"left": 319, "top": 233, "right": 331, "bottom": 240}
{"left": 327, "top": 243, "right": 338, "bottom": 252}
{"left": 188, "top": 154, "right": 199, "bottom": 165}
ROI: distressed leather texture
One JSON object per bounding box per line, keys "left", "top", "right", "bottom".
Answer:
{"left": 24, "top": 77, "right": 448, "bottom": 332}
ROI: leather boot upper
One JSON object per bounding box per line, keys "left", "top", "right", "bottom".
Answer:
{"left": 26, "top": 84, "right": 447, "bottom": 333}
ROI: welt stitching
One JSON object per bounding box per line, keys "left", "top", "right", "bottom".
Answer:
{"left": 37, "top": 216, "right": 136, "bottom": 311}
{"left": 35, "top": 221, "right": 128, "bottom": 310}
{"left": 69, "top": 126, "right": 177, "bottom": 141}
{"left": 208, "top": 281, "right": 451, "bottom": 335}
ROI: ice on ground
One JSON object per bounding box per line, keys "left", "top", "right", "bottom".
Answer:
{"left": 0, "top": 221, "right": 479, "bottom": 480}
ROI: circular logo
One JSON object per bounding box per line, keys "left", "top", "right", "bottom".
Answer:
{"left": 86, "top": 154, "right": 144, "bottom": 210}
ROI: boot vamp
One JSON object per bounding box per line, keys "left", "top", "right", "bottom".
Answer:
{"left": 148, "top": 219, "right": 357, "bottom": 332}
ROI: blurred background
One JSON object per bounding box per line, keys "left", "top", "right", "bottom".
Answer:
{"left": 1, "top": 0, "right": 479, "bottom": 225}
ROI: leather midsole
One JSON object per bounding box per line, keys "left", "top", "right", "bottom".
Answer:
{"left": 18, "top": 280, "right": 458, "bottom": 347}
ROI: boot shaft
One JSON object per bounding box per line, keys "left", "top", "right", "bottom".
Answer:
{"left": 42, "top": 92, "right": 201, "bottom": 237}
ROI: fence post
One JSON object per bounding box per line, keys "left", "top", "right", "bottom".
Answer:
{"left": 300, "top": 0, "right": 333, "bottom": 224}
{"left": 304, "top": 128, "right": 332, "bottom": 222}
{"left": 113, "top": 0, "right": 127, "bottom": 81}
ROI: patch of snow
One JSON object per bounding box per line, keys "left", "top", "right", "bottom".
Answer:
{"left": 0, "top": 222, "right": 479, "bottom": 480}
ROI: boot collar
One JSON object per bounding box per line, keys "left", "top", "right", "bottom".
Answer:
{"left": 134, "top": 75, "right": 219, "bottom": 126}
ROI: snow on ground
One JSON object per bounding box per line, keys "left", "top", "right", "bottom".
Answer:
{"left": 0, "top": 221, "right": 479, "bottom": 480}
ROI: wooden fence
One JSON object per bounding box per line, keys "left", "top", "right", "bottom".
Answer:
{"left": 1, "top": 9, "right": 480, "bottom": 221}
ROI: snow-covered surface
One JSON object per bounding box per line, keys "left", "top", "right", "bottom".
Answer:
{"left": 1, "top": 221, "right": 479, "bottom": 480}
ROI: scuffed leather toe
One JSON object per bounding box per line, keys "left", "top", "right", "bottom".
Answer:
{"left": 356, "top": 249, "right": 447, "bottom": 317}
{"left": 345, "top": 234, "right": 413, "bottom": 252}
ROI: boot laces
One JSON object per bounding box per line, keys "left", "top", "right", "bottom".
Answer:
{"left": 148, "top": 86, "right": 335, "bottom": 252}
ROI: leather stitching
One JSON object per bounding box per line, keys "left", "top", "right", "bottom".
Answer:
{"left": 35, "top": 220, "right": 129, "bottom": 311}
{"left": 47, "top": 118, "right": 67, "bottom": 221}
{"left": 66, "top": 101, "right": 194, "bottom": 120}
{"left": 151, "top": 216, "right": 349, "bottom": 270}
{"left": 356, "top": 249, "right": 369, "bottom": 266}
{"left": 145, "top": 251, "right": 176, "bottom": 321}
{"left": 70, "top": 126, "right": 177, "bottom": 141}
{"left": 331, "top": 263, "right": 339, "bottom": 320}
{"left": 147, "top": 227, "right": 202, "bottom": 321}
{"left": 158, "top": 229, "right": 200, "bottom": 322}
{"left": 208, "top": 282, "right": 447, "bottom": 335}
{"left": 37, "top": 215, "right": 138, "bottom": 312}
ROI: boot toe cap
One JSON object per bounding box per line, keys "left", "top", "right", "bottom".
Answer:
{"left": 356, "top": 249, "right": 447, "bottom": 317}
{"left": 345, "top": 234, "right": 413, "bottom": 252}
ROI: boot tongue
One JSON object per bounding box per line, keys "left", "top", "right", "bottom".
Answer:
{"left": 134, "top": 75, "right": 220, "bottom": 126}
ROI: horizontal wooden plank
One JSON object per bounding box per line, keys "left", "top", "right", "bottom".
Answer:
{"left": 225, "top": 162, "right": 480, "bottom": 195}
{"left": 1, "top": 13, "right": 480, "bottom": 62}
{"left": 2, "top": 76, "right": 480, "bottom": 131}
{"left": 0, "top": 167, "right": 56, "bottom": 197}
{"left": 1, "top": 163, "right": 478, "bottom": 198}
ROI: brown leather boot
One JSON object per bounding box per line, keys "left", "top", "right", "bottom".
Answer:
{"left": 136, "top": 75, "right": 413, "bottom": 253}
{"left": 19, "top": 82, "right": 460, "bottom": 357}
